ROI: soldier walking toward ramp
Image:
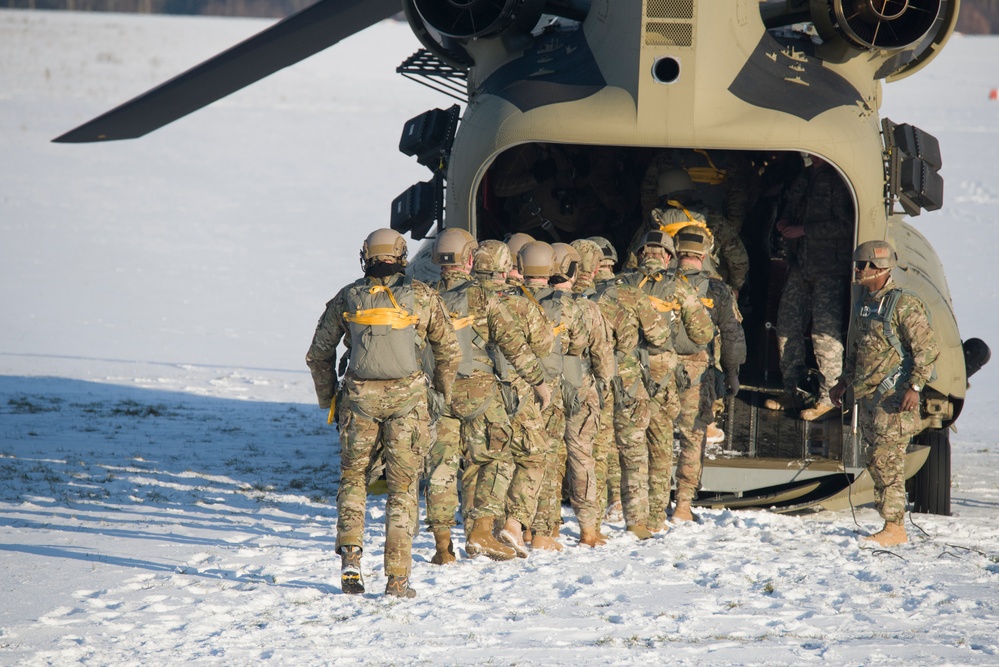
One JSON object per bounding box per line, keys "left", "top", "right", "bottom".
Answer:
{"left": 831, "top": 241, "right": 939, "bottom": 547}
{"left": 428, "top": 229, "right": 551, "bottom": 562}
{"left": 306, "top": 229, "right": 459, "bottom": 598}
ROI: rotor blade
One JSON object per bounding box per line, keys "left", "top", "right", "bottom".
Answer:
{"left": 53, "top": 0, "right": 400, "bottom": 143}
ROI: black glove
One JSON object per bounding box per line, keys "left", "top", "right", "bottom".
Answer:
{"left": 725, "top": 371, "right": 740, "bottom": 397}
{"left": 530, "top": 159, "right": 557, "bottom": 183}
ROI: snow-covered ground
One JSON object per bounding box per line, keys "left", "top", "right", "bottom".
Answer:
{"left": 1, "top": 9, "right": 998, "bottom": 666}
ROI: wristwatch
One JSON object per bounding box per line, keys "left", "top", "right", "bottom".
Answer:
{"left": 911, "top": 383, "right": 922, "bottom": 393}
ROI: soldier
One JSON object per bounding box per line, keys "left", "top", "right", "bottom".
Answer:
{"left": 765, "top": 155, "right": 854, "bottom": 420}
{"left": 505, "top": 232, "right": 535, "bottom": 287}
{"left": 552, "top": 242, "right": 615, "bottom": 546}
{"left": 628, "top": 168, "right": 749, "bottom": 295}
{"left": 621, "top": 229, "right": 715, "bottom": 528}
{"left": 673, "top": 224, "right": 747, "bottom": 520}
{"left": 306, "top": 229, "right": 459, "bottom": 598}
{"left": 590, "top": 236, "right": 677, "bottom": 538}
{"left": 585, "top": 237, "right": 626, "bottom": 522}
{"left": 472, "top": 240, "right": 557, "bottom": 558}
{"left": 830, "top": 241, "right": 939, "bottom": 547}
{"left": 427, "top": 229, "right": 551, "bottom": 563}
{"left": 515, "top": 241, "right": 589, "bottom": 551}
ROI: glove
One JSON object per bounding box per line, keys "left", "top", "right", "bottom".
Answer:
{"left": 530, "top": 159, "right": 557, "bottom": 183}
{"left": 725, "top": 371, "right": 740, "bottom": 397}
{"left": 533, "top": 381, "right": 552, "bottom": 412}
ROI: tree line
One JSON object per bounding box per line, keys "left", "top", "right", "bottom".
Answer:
{"left": 2, "top": 0, "right": 998, "bottom": 34}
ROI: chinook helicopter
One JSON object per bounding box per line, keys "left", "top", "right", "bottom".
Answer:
{"left": 55, "top": 0, "right": 990, "bottom": 515}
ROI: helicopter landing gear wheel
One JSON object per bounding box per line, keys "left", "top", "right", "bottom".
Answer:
{"left": 907, "top": 426, "right": 951, "bottom": 516}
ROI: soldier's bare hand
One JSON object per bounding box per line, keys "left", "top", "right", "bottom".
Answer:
{"left": 533, "top": 382, "right": 552, "bottom": 411}
{"left": 776, "top": 220, "right": 805, "bottom": 239}
{"left": 901, "top": 388, "right": 920, "bottom": 412}
{"left": 829, "top": 381, "right": 846, "bottom": 407}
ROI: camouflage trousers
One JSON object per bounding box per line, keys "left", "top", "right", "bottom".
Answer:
{"left": 594, "top": 388, "right": 620, "bottom": 518}
{"left": 532, "top": 378, "right": 567, "bottom": 534}
{"left": 335, "top": 374, "right": 430, "bottom": 578}
{"left": 424, "top": 414, "right": 462, "bottom": 533}
{"left": 675, "top": 358, "right": 715, "bottom": 504}
{"left": 613, "top": 380, "right": 653, "bottom": 528}
{"left": 563, "top": 380, "right": 601, "bottom": 530}
{"left": 776, "top": 267, "right": 847, "bottom": 402}
{"left": 502, "top": 378, "right": 556, "bottom": 528}
{"left": 451, "top": 376, "right": 514, "bottom": 525}
{"left": 647, "top": 380, "right": 680, "bottom": 528}
{"left": 859, "top": 388, "right": 923, "bottom": 523}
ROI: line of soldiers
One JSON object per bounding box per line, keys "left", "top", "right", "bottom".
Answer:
{"left": 306, "top": 216, "right": 747, "bottom": 598}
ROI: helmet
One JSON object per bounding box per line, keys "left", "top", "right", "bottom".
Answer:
{"left": 432, "top": 228, "right": 478, "bottom": 267}
{"left": 657, "top": 167, "right": 696, "bottom": 197}
{"left": 506, "top": 232, "right": 535, "bottom": 260}
{"left": 552, "top": 242, "right": 581, "bottom": 281}
{"left": 517, "top": 241, "right": 556, "bottom": 278}
{"left": 674, "top": 224, "right": 713, "bottom": 256}
{"left": 639, "top": 229, "right": 675, "bottom": 256}
{"left": 588, "top": 236, "right": 618, "bottom": 265}
{"left": 474, "top": 239, "right": 513, "bottom": 274}
{"left": 571, "top": 238, "right": 603, "bottom": 274}
{"left": 853, "top": 240, "right": 897, "bottom": 269}
{"left": 361, "top": 228, "right": 407, "bottom": 266}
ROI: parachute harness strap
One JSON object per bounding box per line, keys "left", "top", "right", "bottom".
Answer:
{"left": 450, "top": 313, "right": 476, "bottom": 330}
{"left": 638, "top": 273, "right": 679, "bottom": 314}
{"left": 687, "top": 149, "right": 728, "bottom": 185}
{"left": 519, "top": 285, "right": 567, "bottom": 336}
{"left": 343, "top": 285, "right": 420, "bottom": 329}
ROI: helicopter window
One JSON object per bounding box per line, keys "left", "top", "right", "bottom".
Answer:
{"left": 652, "top": 57, "right": 682, "bottom": 84}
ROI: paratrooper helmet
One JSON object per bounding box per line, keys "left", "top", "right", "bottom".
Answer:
{"left": 571, "top": 238, "right": 603, "bottom": 275}
{"left": 517, "top": 241, "right": 556, "bottom": 279}
{"left": 587, "top": 236, "right": 618, "bottom": 266}
{"left": 474, "top": 239, "right": 513, "bottom": 275}
{"left": 432, "top": 228, "right": 478, "bottom": 267}
{"left": 657, "top": 167, "right": 697, "bottom": 198}
{"left": 552, "top": 242, "right": 581, "bottom": 281}
{"left": 639, "top": 229, "right": 676, "bottom": 257}
{"left": 506, "top": 232, "right": 535, "bottom": 259}
{"left": 361, "top": 228, "right": 408, "bottom": 267}
{"left": 674, "top": 224, "right": 714, "bottom": 257}
{"left": 853, "top": 240, "right": 897, "bottom": 269}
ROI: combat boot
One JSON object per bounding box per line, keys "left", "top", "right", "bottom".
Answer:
{"left": 672, "top": 500, "right": 698, "bottom": 523}
{"left": 605, "top": 499, "right": 624, "bottom": 522}
{"left": 800, "top": 401, "right": 837, "bottom": 421}
{"left": 862, "top": 521, "right": 908, "bottom": 547}
{"left": 626, "top": 524, "right": 654, "bottom": 540}
{"left": 467, "top": 518, "right": 517, "bottom": 561}
{"left": 339, "top": 545, "right": 364, "bottom": 595}
{"left": 578, "top": 525, "right": 607, "bottom": 547}
{"left": 431, "top": 529, "right": 456, "bottom": 565}
{"left": 706, "top": 423, "right": 725, "bottom": 444}
{"left": 385, "top": 574, "right": 417, "bottom": 599}
{"left": 763, "top": 394, "right": 793, "bottom": 411}
{"left": 498, "top": 518, "right": 530, "bottom": 558}
{"left": 532, "top": 534, "right": 563, "bottom": 551}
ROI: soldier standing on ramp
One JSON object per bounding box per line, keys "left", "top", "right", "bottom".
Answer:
{"left": 830, "top": 240, "right": 938, "bottom": 547}
{"left": 306, "top": 229, "right": 459, "bottom": 598}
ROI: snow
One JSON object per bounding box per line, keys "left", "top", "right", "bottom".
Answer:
{"left": 1, "top": 9, "right": 998, "bottom": 666}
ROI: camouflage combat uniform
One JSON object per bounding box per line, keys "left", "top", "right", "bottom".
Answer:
{"left": 674, "top": 263, "right": 746, "bottom": 505}
{"left": 839, "top": 281, "right": 938, "bottom": 523}
{"left": 306, "top": 272, "right": 459, "bottom": 578}
{"left": 621, "top": 257, "right": 715, "bottom": 527}
{"left": 562, "top": 275, "right": 615, "bottom": 533}
{"left": 427, "top": 269, "right": 547, "bottom": 536}
{"left": 592, "top": 266, "right": 674, "bottom": 531}
{"left": 775, "top": 161, "right": 854, "bottom": 404}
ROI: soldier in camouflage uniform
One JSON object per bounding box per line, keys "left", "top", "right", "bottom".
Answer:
{"left": 471, "top": 240, "right": 557, "bottom": 558}
{"left": 831, "top": 241, "right": 939, "bottom": 547}
{"left": 552, "top": 242, "right": 616, "bottom": 546}
{"left": 673, "top": 224, "right": 747, "bottom": 521}
{"left": 572, "top": 238, "right": 620, "bottom": 525}
{"left": 427, "top": 229, "right": 551, "bottom": 564}
{"left": 628, "top": 168, "right": 749, "bottom": 294}
{"left": 515, "top": 241, "right": 590, "bottom": 551}
{"left": 766, "top": 156, "right": 854, "bottom": 420}
{"left": 621, "top": 229, "right": 715, "bottom": 528}
{"left": 306, "top": 228, "right": 459, "bottom": 598}
{"left": 589, "top": 237, "right": 676, "bottom": 538}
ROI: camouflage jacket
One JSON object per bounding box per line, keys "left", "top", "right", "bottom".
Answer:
{"left": 480, "top": 274, "right": 556, "bottom": 387}
{"left": 841, "top": 280, "right": 939, "bottom": 399}
{"left": 521, "top": 282, "right": 589, "bottom": 382}
{"left": 678, "top": 264, "right": 747, "bottom": 373}
{"left": 564, "top": 283, "right": 616, "bottom": 383}
{"left": 592, "top": 267, "right": 672, "bottom": 393}
{"left": 783, "top": 162, "right": 854, "bottom": 278}
{"left": 306, "top": 272, "right": 459, "bottom": 408}
{"left": 436, "top": 269, "right": 545, "bottom": 387}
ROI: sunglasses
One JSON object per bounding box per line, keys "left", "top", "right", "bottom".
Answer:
{"left": 854, "top": 261, "right": 874, "bottom": 270}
